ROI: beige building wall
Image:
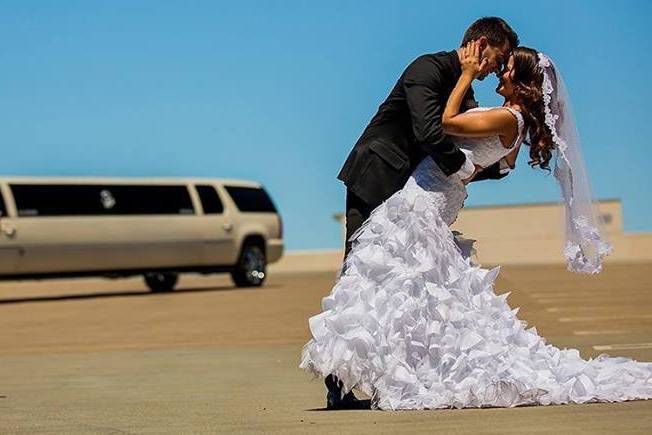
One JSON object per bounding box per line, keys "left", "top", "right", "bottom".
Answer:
{"left": 449, "top": 199, "right": 652, "bottom": 265}
{"left": 269, "top": 199, "right": 652, "bottom": 273}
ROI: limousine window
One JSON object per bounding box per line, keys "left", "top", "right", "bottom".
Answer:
{"left": 196, "top": 185, "right": 224, "bottom": 214}
{"left": 11, "top": 184, "right": 195, "bottom": 216}
{"left": 224, "top": 186, "right": 277, "bottom": 213}
{"left": 0, "top": 190, "right": 5, "bottom": 217}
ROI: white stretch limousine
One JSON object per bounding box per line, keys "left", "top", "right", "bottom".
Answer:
{"left": 0, "top": 177, "right": 283, "bottom": 291}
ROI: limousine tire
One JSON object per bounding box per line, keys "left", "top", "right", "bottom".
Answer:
{"left": 144, "top": 271, "right": 179, "bottom": 292}
{"left": 231, "top": 243, "right": 267, "bottom": 287}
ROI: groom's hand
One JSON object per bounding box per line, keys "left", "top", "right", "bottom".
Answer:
{"left": 461, "top": 164, "right": 483, "bottom": 184}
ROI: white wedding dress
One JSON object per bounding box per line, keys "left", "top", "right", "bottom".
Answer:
{"left": 299, "top": 107, "right": 652, "bottom": 410}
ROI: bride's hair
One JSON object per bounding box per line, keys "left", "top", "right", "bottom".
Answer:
{"left": 511, "top": 46, "right": 554, "bottom": 170}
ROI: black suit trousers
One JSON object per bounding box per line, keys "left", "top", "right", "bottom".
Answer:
{"left": 343, "top": 188, "right": 375, "bottom": 264}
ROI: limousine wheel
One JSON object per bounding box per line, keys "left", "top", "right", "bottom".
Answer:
{"left": 144, "top": 271, "right": 179, "bottom": 292}
{"left": 231, "top": 244, "right": 266, "bottom": 287}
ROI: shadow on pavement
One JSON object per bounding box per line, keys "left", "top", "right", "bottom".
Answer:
{"left": 0, "top": 284, "right": 281, "bottom": 305}
{"left": 306, "top": 399, "right": 372, "bottom": 411}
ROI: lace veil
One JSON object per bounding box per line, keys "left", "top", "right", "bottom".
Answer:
{"left": 537, "top": 53, "right": 613, "bottom": 273}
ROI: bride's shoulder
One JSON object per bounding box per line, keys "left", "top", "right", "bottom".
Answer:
{"left": 466, "top": 106, "right": 510, "bottom": 113}
{"left": 464, "top": 106, "right": 506, "bottom": 116}
{"left": 470, "top": 106, "right": 522, "bottom": 122}
{"left": 465, "top": 106, "right": 491, "bottom": 113}
{"left": 465, "top": 107, "right": 520, "bottom": 123}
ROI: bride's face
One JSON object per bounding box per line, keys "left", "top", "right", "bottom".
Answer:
{"left": 496, "top": 54, "right": 515, "bottom": 98}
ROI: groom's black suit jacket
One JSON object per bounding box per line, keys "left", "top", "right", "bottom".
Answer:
{"left": 337, "top": 50, "right": 508, "bottom": 208}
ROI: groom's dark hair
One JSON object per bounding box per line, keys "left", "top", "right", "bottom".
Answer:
{"left": 462, "top": 17, "right": 519, "bottom": 49}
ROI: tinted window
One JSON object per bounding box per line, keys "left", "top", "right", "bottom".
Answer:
{"left": 11, "top": 184, "right": 195, "bottom": 217}
{"left": 196, "top": 185, "right": 224, "bottom": 214}
{"left": 0, "top": 190, "right": 5, "bottom": 217}
{"left": 224, "top": 186, "right": 277, "bottom": 213}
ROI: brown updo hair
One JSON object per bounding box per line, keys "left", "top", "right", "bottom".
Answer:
{"left": 511, "top": 46, "right": 554, "bottom": 170}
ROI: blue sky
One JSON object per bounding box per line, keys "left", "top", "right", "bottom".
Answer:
{"left": 1, "top": 1, "right": 650, "bottom": 250}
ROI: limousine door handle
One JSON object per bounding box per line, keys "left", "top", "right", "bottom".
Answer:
{"left": 222, "top": 222, "right": 233, "bottom": 232}
{"left": 1, "top": 223, "right": 16, "bottom": 238}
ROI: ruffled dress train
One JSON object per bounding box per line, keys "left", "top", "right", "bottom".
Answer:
{"left": 299, "top": 172, "right": 652, "bottom": 411}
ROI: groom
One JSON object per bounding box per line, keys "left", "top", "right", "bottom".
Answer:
{"left": 327, "top": 17, "right": 519, "bottom": 409}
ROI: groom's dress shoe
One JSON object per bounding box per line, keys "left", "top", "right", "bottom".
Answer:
{"left": 325, "top": 374, "right": 368, "bottom": 410}
{"left": 327, "top": 390, "right": 368, "bottom": 410}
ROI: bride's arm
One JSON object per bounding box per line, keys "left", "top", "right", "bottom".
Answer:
{"left": 443, "top": 108, "right": 516, "bottom": 138}
{"left": 442, "top": 42, "right": 514, "bottom": 138}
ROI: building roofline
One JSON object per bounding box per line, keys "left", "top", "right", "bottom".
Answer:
{"left": 462, "top": 198, "right": 620, "bottom": 210}
{"left": 332, "top": 198, "right": 621, "bottom": 219}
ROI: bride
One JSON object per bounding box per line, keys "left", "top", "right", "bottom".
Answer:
{"left": 299, "top": 42, "right": 652, "bottom": 410}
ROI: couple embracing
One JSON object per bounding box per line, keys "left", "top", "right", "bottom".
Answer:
{"left": 300, "top": 17, "right": 650, "bottom": 411}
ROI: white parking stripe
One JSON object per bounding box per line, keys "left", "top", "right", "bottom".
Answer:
{"left": 529, "top": 291, "right": 636, "bottom": 298}
{"left": 533, "top": 297, "right": 646, "bottom": 304}
{"left": 573, "top": 329, "right": 626, "bottom": 336}
{"left": 545, "top": 307, "right": 623, "bottom": 313}
{"left": 558, "top": 314, "right": 652, "bottom": 323}
{"left": 593, "top": 343, "right": 652, "bottom": 351}
{"left": 535, "top": 299, "right": 649, "bottom": 306}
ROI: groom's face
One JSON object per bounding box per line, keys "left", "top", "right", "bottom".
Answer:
{"left": 477, "top": 39, "right": 511, "bottom": 81}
